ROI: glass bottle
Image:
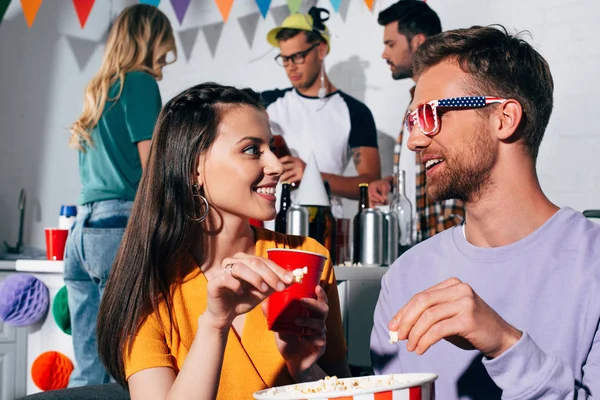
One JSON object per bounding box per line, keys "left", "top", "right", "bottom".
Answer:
{"left": 273, "top": 135, "right": 292, "bottom": 158}
{"left": 352, "top": 183, "right": 369, "bottom": 264}
{"left": 323, "top": 181, "right": 336, "bottom": 265}
{"left": 390, "top": 170, "right": 413, "bottom": 254}
{"left": 275, "top": 182, "right": 291, "bottom": 234}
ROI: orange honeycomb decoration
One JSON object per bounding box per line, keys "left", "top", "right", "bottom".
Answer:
{"left": 31, "top": 351, "right": 74, "bottom": 391}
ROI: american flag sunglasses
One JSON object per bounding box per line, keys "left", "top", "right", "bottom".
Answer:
{"left": 405, "top": 96, "right": 507, "bottom": 136}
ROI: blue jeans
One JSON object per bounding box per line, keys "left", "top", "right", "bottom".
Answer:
{"left": 63, "top": 199, "right": 133, "bottom": 387}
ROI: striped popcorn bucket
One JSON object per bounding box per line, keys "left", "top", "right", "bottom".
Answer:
{"left": 254, "top": 373, "right": 437, "bottom": 400}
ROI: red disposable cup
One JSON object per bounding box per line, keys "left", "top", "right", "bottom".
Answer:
{"left": 45, "top": 228, "right": 69, "bottom": 261}
{"left": 266, "top": 248, "right": 327, "bottom": 334}
{"left": 249, "top": 219, "right": 264, "bottom": 228}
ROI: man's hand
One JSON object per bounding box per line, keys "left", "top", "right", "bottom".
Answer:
{"left": 280, "top": 156, "right": 306, "bottom": 186}
{"left": 368, "top": 177, "right": 392, "bottom": 207}
{"left": 389, "top": 278, "right": 522, "bottom": 359}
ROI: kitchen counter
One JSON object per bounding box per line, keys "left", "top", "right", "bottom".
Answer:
{"left": 334, "top": 265, "right": 388, "bottom": 281}
{"left": 9, "top": 261, "right": 383, "bottom": 278}
{"left": 15, "top": 260, "right": 64, "bottom": 273}
{"left": 0, "top": 260, "right": 16, "bottom": 270}
{"left": 334, "top": 266, "right": 387, "bottom": 368}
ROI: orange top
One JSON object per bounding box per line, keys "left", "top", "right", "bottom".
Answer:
{"left": 124, "top": 228, "right": 348, "bottom": 399}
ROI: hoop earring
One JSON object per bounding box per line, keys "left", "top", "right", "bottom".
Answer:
{"left": 189, "top": 184, "right": 210, "bottom": 223}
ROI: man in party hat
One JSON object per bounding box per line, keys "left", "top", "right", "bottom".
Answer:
{"left": 261, "top": 7, "right": 381, "bottom": 221}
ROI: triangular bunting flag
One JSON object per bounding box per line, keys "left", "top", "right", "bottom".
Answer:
{"left": 299, "top": 0, "right": 317, "bottom": 13}
{"left": 101, "top": 23, "right": 110, "bottom": 42}
{"left": 339, "top": 0, "right": 351, "bottom": 21}
{"left": 214, "top": 0, "right": 234, "bottom": 22}
{"left": 270, "top": 4, "right": 289, "bottom": 27}
{"left": 21, "top": 0, "right": 42, "bottom": 27}
{"left": 238, "top": 11, "right": 259, "bottom": 48}
{"left": 0, "top": 0, "right": 13, "bottom": 27}
{"left": 330, "top": 0, "right": 341, "bottom": 12}
{"left": 66, "top": 35, "right": 99, "bottom": 71}
{"left": 72, "top": 0, "right": 95, "bottom": 28}
{"left": 177, "top": 26, "right": 199, "bottom": 61}
{"left": 170, "top": 0, "right": 190, "bottom": 25}
{"left": 202, "top": 21, "right": 223, "bottom": 57}
{"left": 139, "top": 0, "right": 160, "bottom": 6}
{"left": 255, "top": 0, "right": 270, "bottom": 18}
{"left": 364, "top": 0, "right": 374, "bottom": 11}
{"left": 286, "top": 0, "right": 301, "bottom": 14}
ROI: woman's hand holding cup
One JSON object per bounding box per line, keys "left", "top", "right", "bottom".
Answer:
{"left": 203, "top": 253, "right": 294, "bottom": 331}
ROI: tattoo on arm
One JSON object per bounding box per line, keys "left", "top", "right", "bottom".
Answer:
{"left": 352, "top": 148, "right": 362, "bottom": 167}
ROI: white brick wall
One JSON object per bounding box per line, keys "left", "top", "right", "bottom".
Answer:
{"left": 0, "top": 0, "right": 598, "bottom": 249}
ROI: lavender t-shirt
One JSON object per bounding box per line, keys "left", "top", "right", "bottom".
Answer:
{"left": 370, "top": 208, "right": 600, "bottom": 399}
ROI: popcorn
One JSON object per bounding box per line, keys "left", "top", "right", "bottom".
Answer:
{"left": 292, "top": 266, "right": 308, "bottom": 283}
{"left": 263, "top": 374, "right": 405, "bottom": 396}
{"left": 389, "top": 330, "right": 399, "bottom": 344}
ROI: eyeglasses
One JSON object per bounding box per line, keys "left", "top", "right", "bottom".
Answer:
{"left": 275, "top": 44, "right": 319, "bottom": 67}
{"left": 405, "top": 96, "right": 507, "bottom": 136}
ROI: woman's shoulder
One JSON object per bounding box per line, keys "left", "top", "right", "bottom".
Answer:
{"left": 122, "top": 70, "right": 158, "bottom": 92}
{"left": 125, "top": 70, "right": 156, "bottom": 81}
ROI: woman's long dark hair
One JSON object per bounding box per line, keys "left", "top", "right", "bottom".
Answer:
{"left": 97, "top": 83, "right": 264, "bottom": 387}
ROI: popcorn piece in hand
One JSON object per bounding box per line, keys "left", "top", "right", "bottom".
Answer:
{"left": 389, "top": 330, "right": 399, "bottom": 344}
{"left": 292, "top": 266, "right": 308, "bottom": 283}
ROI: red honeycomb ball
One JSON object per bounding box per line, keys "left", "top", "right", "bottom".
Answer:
{"left": 31, "top": 351, "right": 74, "bottom": 391}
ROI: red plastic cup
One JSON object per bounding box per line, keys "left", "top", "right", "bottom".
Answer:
{"left": 45, "top": 228, "right": 69, "bottom": 261}
{"left": 266, "top": 248, "right": 327, "bottom": 334}
{"left": 249, "top": 218, "right": 264, "bottom": 228}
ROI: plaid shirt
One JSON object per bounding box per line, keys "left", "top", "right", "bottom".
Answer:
{"left": 393, "top": 86, "right": 465, "bottom": 242}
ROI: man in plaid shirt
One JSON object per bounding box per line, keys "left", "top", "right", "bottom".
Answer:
{"left": 369, "top": 0, "right": 464, "bottom": 242}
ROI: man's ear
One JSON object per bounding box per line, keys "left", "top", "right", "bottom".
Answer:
{"left": 495, "top": 99, "right": 523, "bottom": 141}
{"left": 410, "top": 33, "right": 427, "bottom": 52}
{"left": 318, "top": 42, "right": 328, "bottom": 60}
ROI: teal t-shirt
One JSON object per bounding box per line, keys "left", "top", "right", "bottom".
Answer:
{"left": 78, "top": 71, "right": 161, "bottom": 205}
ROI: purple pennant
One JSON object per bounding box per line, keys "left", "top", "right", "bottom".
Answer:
{"left": 170, "top": 0, "right": 190, "bottom": 25}
{"left": 330, "top": 0, "right": 341, "bottom": 12}
{"left": 255, "top": 0, "right": 271, "bottom": 18}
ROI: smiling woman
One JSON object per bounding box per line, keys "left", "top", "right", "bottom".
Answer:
{"left": 96, "top": 83, "right": 350, "bottom": 400}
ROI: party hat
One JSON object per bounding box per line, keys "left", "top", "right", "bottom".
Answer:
{"left": 295, "top": 153, "right": 330, "bottom": 207}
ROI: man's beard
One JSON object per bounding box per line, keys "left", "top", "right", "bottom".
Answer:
{"left": 391, "top": 65, "right": 413, "bottom": 80}
{"left": 426, "top": 126, "right": 497, "bottom": 204}
{"left": 293, "top": 69, "right": 320, "bottom": 91}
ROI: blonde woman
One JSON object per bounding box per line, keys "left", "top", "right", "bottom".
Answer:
{"left": 63, "top": 4, "right": 176, "bottom": 387}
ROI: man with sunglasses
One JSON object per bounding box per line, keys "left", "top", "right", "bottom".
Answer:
{"left": 261, "top": 8, "right": 381, "bottom": 221}
{"left": 371, "top": 25, "right": 600, "bottom": 399}
{"left": 369, "top": 0, "right": 465, "bottom": 243}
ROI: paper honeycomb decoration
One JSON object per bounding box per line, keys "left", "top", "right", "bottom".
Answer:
{"left": 31, "top": 351, "right": 74, "bottom": 391}
{"left": 52, "top": 285, "right": 71, "bottom": 335}
{"left": 0, "top": 274, "right": 49, "bottom": 326}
